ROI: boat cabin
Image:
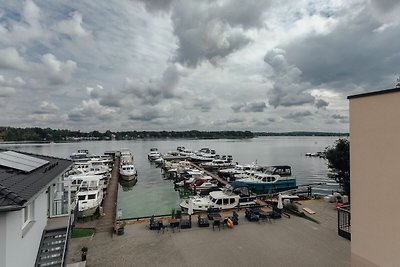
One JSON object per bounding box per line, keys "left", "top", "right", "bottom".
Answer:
{"left": 264, "top": 165, "right": 292, "bottom": 176}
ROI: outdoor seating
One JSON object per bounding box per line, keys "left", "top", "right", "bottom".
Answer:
{"left": 228, "top": 211, "right": 239, "bottom": 225}
{"left": 245, "top": 208, "right": 259, "bottom": 222}
{"left": 272, "top": 207, "right": 282, "bottom": 219}
{"left": 176, "top": 210, "right": 182, "bottom": 219}
{"left": 149, "top": 216, "right": 161, "bottom": 230}
{"left": 207, "top": 208, "right": 221, "bottom": 220}
{"left": 158, "top": 221, "right": 168, "bottom": 233}
{"left": 169, "top": 219, "right": 180, "bottom": 232}
{"left": 212, "top": 219, "right": 221, "bottom": 231}
{"left": 197, "top": 215, "right": 209, "bottom": 227}
{"left": 180, "top": 215, "right": 192, "bottom": 229}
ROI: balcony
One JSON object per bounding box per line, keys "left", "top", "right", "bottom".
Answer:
{"left": 337, "top": 205, "right": 351, "bottom": 241}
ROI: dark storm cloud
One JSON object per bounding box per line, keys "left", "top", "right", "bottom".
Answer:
{"left": 124, "top": 64, "right": 183, "bottom": 105}
{"left": 282, "top": 9, "right": 400, "bottom": 92}
{"left": 332, "top": 114, "right": 347, "bottom": 120}
{"left": 99, "top": 95, "right": 122, "bottom": 108}
{"left": 139, "top": 0, "right": 173, "bottom": 13}
{"left": 284, "top": 111, "right": 312, "bottom": 120}
{"left": 331, "top": 114, "right": 348, "bottom": 124}
{"left": 191, "top": 97, "right": 215, "bottom": 112}
{"left": 231, "top": 101, "right": 267, "bottom": 112}
{"left": 129, "top": 108, "right": 165, "bottom": 122}
{"left": 264, "top": 48, "right": 315, "bottom": 108}
{"left": 315, "top": 99, "right": 329, "bottom": 109}
{"left": 226, "top": 117, "right": 246, "bottom": 124}
{"left": 171, "top": 0, "right": 270, "bottom": 67}
{"left": 370, "top": 0, "right": 400, "bottom": 13}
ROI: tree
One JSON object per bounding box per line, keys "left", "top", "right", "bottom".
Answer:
{"left": 325, "top": 138, "right": 350, "bottom": 196}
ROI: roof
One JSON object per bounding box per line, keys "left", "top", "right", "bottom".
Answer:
{"left": 0, "top": 150, "right": 72, "bottom": 212}
{"left": 347, "top": 87, "right": 400, "bottom": 100}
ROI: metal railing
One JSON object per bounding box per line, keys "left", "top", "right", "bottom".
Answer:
{"left": 337, "top": 205, "right": 351, "bottom": 240}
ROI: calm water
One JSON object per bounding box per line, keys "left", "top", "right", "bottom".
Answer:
{"left": 0, "top": 136, "right": 340, "bottom": 218}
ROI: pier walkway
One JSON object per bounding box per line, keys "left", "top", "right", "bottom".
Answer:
{"left": 75, "top": 156, "right": 120, "bottom": 233}
{"left": 190, "top": 162, "right": 228, "bottom": 186}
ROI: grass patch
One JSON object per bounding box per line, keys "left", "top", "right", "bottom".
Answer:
{"left": 71, "top": 228, "right": 96, "bottom": 238}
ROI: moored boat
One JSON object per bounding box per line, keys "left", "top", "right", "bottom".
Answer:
{"left": 119, "top": 150, "right": 138, "bottom": 182}
{"left": 77, "top": 178, "right": 104, "bottom": 218}
{"left": 239, "top": 166, "right": 296, "bottom": 193}
{"left": 179, "top": 182, "right": 256, "bottom": 211}
{"left": 148, "top": 148, "right": 161, "bottom": 161}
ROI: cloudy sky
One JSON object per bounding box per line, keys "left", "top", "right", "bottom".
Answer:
{"left": 0, "top": 0, "right": 399, "bottom": 132}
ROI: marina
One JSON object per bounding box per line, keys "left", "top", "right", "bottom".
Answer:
{"left": 0, "top": 136, "right": 349, "bottom": 267}
{"left": 1, "top": 136, "right": 341, "bottom": 220}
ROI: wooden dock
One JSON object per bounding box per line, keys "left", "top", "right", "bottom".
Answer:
{"left": 75, "top": 156, "right": 120, "bottom": 232}
{"left": 189, "top": 162, "right": 228, "bottom": 186}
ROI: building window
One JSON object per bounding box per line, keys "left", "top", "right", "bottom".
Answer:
{"left": 22, "top": 201, "right": 35, "bottom": 234}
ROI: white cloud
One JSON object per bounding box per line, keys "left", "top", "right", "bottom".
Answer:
{"left": 41, "top": 53, "right": 77, "bottom": 84}
{"left": 54, "top": 11, "right": 90, "bottom": 37}
{"left": 0, "top": 47, "right": 28, "bottom": 70}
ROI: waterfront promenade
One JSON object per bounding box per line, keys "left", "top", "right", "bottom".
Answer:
{"left": 67, "top": 200, "right": 350, "bottom": 266}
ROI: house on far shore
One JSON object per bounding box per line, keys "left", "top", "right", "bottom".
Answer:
{"left": 348, "top": 85, "right": 400, "bottom": 267}
{"left": 0, "top": 150, "right": 72, "bottom": 267}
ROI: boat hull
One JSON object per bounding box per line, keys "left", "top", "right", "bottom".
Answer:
{"left": 78, "top": 206, "right": 98, "bottom": 218}
{"left": 243, "top": 179, "right": 297, "bottom": 193}
{"left": 119, "top": 173, "right": 137, "bottom": 182}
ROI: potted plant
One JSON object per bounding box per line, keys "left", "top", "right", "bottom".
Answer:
{"left": 81, "top": 246, "right": 88, "bottom": 261}
{"left": 117, "top": 221, "right": 126, "bottom": 235}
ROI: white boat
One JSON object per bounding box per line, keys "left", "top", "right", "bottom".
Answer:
{"left": 180, "top": 182, "right": 256, "bottom": 211}
{"left": 190, "top": 181, "right": 218, "bottom": 191}
{"left": 70, "top": 149, "right": 90, "bottom": 161}
{"left": 64, "top": 174, "right": 108, "bottom": 191}
{"left": 119, "top": 150, "right": 138, "bottom": 181}
{"left": 73, "top": 160, "right": 110, "bottom": 175}
{"left": 119, "top": 163, "right": 137, "bottom": 181}
{"left": 77, "top": 178, "right": 104, "bottom": 218}
{"left": 218, "top": 163, "right": 261, "bottom": 178}
{"left": 148, "top": 148, "right": 161, "bottom": 160}
{"left": 200, "top": 159, "right": 235, "bottom": 169}
{"left": 189, "top": 148, "right": 217, "bottom": 162}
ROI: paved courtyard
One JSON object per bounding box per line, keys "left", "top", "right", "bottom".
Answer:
{"left": 67, "top": 200, "right": 350, "bottom": 267}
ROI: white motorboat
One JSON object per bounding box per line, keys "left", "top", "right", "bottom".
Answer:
{"left": 77, "top": 178, "right": 104, "bottom": 218}
{"left": 180, "top": 182, "right": 256, "bottom": 211}
{"left": 70, "top": 149, "right": 90, "bottom": 161}
{"left": 119, "top": 163, "right": 137, "bottom": 181}
{"left": 64, "top": 174, "right": 109, "bottom": 192}
{"left": 200, "top": 159, "right": 235, "bottom": 169}
{"left": 119, "top": 150, "right": 138, "bottom": 182}
{"left": 218, "top": 163, "right": 261, "bottom": 178}
{"left": 190, "top": 180, "right": 218, "bottom": 191}
{"left": 148, "top": 148, "right": 161, "bottom": 160}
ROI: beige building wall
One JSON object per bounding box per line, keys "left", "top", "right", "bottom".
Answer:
{"left": 349, "top": 90, "right": 400, "bottom": 267}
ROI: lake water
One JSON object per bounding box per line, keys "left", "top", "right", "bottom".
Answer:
{"left": 0, "top": 136, "right": 340, "bottom": 219}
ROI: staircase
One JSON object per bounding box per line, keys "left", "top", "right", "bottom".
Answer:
{"left": 35, "top": 228, "right": 68, "bottom": 267}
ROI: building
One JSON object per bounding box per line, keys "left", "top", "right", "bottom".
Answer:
{"left": 0, "top": 150, "right": 72, "bottom": 267}
{"left": 348, "top": 87, "right": 400, "bottom": 267}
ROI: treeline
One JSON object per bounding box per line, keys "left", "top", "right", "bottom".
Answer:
{"left": 0, "top": 127, "right": 348, "bottom": 142}
{"left": 255, "top": 131, "right": 349, "bottom": 137}
{"left": 0, "top": 127, "right": 254, "bottom": 141}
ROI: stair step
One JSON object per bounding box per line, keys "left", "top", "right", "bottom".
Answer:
{"left": 38, "top": 256, "right": 62, "bottom": 266}
{"left": 38, "top": 250, "right": 63, "bottom": 259}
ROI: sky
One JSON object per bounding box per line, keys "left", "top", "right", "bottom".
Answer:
{"left": 0, "top": 0, "right": 399, "bottom": 132}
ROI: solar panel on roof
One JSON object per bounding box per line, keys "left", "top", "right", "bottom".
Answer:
{"left": 0, "top": 151, "right": 49, "bottom": 172}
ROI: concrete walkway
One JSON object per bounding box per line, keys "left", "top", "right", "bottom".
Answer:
{"left": 67, "top": 200, "right": 350, "bottom": 267}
